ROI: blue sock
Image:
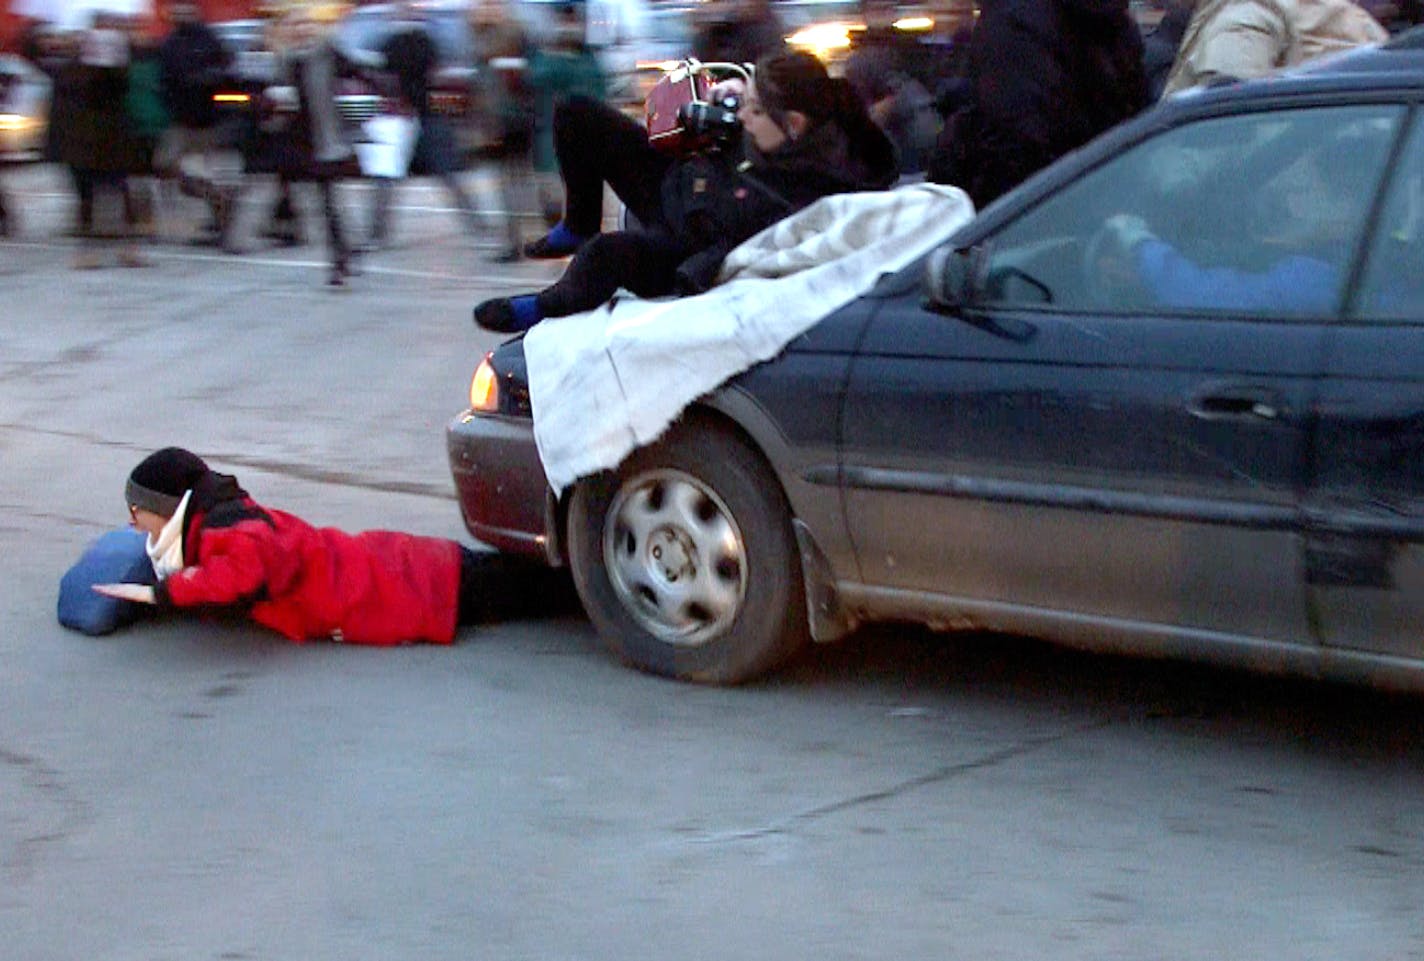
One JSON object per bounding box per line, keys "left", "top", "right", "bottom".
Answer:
{"left": 510, "top": 295, "right": 543, "bottom": 330}
{"left": 547, "top": 221, "right": 587, "bottom": 251}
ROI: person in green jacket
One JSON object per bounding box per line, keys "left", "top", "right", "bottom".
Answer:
{"left": 123, "top": 14, "right": 170, "bottom": 241}
{"left": 527, "top": 3, "right": 607, "bottom": 228}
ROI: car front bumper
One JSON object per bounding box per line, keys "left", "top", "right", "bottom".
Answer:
{"left": 446, "top": 409, "right": 560, "bottom": 562}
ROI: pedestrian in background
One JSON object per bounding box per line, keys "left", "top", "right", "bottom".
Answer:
{"left": 0, "top": 67, "right": 18, "bottom": 237}
{"left": 156, "top": 1, "right": 238, "bottom": 248}
{"left": 271, "top": 5, "right": 364, "bottom": 286}
{"left": 525, "top": 2, "right": 607, "bottom": 247}
{"left": 923, "top": 0, "right": 977, "bottom": 122}
{"left": 364, "top": 1, "right": 481, "bottom": 251}
{"left": 1142, "top": 0, "right": 1195, "bottom": 100}
{"left": 0, "top": 176, "right": 12, "bottom": 238}
{"left": 842, "top": 0, "right": 942, "bottom": 177}
{"left": 691, "top": 0, "right": 787, "bottom": 65}
{"left": 927, "top": 0, "right": 1148, "bottom": 209}
{"left": 249, "top": 14, "right": 309, "bottom": 249}
{"left": 469, "top": 0, "right": 536, "bottom": 262}
{"left": 1161, "top": 0, "right": 1387, "bottom": 95}
{"left": 60, "top": 12, "right": 146, "bottom": 269}
{"left": 123, "top": 12, "right": 169, "bottom": 242}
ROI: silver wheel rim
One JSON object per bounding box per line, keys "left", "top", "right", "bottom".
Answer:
{"left": 602, "top": 469, "right": 749, "bottom": 646}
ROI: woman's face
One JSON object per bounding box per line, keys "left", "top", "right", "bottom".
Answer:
{"left": 738, "top": 80, "right": 789, "bottom": 154}
{"left": 129, "top": 506, "right": 169, "bottom": 540}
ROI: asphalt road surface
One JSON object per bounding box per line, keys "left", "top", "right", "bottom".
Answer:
{"left": 3, "top": 164, "right": 1424, "bottom": 961}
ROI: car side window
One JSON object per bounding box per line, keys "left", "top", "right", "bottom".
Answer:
{"left": 1354, "top": 113, "right": 1424, "bottom": 322}
{"left": 979, "top": 106, "right": 1402, "bottom": 316}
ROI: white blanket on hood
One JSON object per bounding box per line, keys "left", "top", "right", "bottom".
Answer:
{"left": 523, "top": 182, "right": 975, "bottom": 494}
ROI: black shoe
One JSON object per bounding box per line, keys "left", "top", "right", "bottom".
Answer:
{"left": 328, "top": 260, "right": 349, "bottom": 287}
{"left": 489, "top": 246, "right": 521, "bottom": 264}
{"left": 473, "top": 297, "right": 516, "bottom": 331}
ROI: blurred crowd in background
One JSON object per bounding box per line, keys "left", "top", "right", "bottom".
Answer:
{"left": 0, "top": 0, "right": 1418, "bottom": 285}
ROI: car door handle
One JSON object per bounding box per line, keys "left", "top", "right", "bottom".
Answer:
{"left": 1188, "top": 387, "right": 1281, "bottom": 421}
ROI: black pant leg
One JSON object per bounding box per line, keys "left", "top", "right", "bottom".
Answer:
{"left": 73, "top": 168, "right": 96, "bottom": 234}
{"left": 315, "top": 174, "right": 347, "bottom": 266}
{"left": 456, "top": 546, "right": 580, "bottom": 625}
{"left": 554, "top": 96, "right": 673, "bottom": 236}
{"left": 535, "top": 230, "right": 686, "bottom": 318}
{"left": 273, "top": 176, "right": 297, "bottom": 222}
{"left": 369, "top": 176, "right": 395, "bottom": 244}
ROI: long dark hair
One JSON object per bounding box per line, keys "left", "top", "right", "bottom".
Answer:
{"left": 753, "top": 49, "right": 880, "bottom": 143}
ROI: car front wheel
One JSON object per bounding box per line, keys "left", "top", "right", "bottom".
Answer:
{"left": 567, "top": 418, "right": 809, "bottom": 684}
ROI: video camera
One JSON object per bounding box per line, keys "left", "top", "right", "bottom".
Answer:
{"left": 646, "top": 59, "right": 751, "bottom": 156}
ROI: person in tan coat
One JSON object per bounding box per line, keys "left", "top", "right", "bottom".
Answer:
{"left": 1162, "top": 0, "right": 1387, "bottom": 96}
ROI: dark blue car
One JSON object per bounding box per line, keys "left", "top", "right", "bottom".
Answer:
{"left": 449, "top": 32, "right": 1424, "bottom": 686}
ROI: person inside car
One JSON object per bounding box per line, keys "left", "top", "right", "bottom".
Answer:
{"left": 95, "top": 447, "right": 572, "bottom": 645}
{"left": 1090, "top": 139, "right": 1366, "bottom": 314}
{"left": 473, "top": 50, "right": 897, "bottom": 332}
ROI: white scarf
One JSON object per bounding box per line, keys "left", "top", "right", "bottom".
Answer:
{"left": 146, "top": 489, "right": 191, "bottom": 580}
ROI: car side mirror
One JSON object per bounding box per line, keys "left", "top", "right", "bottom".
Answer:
{"left": 924, "top": 245, "right": 978, "bottom": 313}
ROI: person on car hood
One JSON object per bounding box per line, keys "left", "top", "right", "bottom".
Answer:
{"left": 97, "top": 447, "right": 570, "bottom": 645}
{"left": 474, "top": 50, "right": 897, "bottom": 332}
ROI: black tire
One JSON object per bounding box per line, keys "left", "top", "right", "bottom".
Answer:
{"left": 567, "top": 417, "right": 810, "bottom": 684}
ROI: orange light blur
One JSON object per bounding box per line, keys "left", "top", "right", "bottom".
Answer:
{"left": 213, "top": 93, "right": 251, "bottom": 104}
{"left": 470, "top": 356, "right": 499, "bottom": 412}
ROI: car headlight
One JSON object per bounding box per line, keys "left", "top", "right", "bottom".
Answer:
{"left": 470, "top": 354, "right": 500, "bottom": 413}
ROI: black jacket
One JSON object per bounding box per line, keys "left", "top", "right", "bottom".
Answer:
{"left": 159, "top": 21, "right": 233, "bottom": 128}
{"left": 661, "top": 118, "right": 898, "bottom": 291}
{"left": 692, "top": 9, "right": 787, "bottom": 66}
{"left": 380, "top": 26, "right": 438, "bottom": 117}
{"left": 928, "top": 0, "right": 1148, "bottom": 209}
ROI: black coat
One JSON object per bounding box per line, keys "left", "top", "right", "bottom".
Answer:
{"left": 379, "top": 27, "right": 438, "bottom": 117}
{"left": 159, "top": 21, "right": 233, "bottom": 129}
{"left": 691, "top": 10, "right": 787, "bottom": 66}
{"left": 928, "top": 0, "right": 1148, "bottom": 209}
{"left": 52, "top": 62, "right": 142, "bottom": 173}
{"left": 660, "top": 118, "right": 899, "bottom": 291}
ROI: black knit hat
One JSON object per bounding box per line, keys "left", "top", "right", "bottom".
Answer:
{"left": 125, "top": 447, "right": 210, "bottom": 518}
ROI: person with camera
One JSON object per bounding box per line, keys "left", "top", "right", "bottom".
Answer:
{"left": 474, "top": 50, "right": 897, "bottom": 332}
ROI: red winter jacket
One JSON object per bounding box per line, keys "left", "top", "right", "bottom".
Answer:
{"left": 154, "top": 494, "right": 463, "bottom": 645}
